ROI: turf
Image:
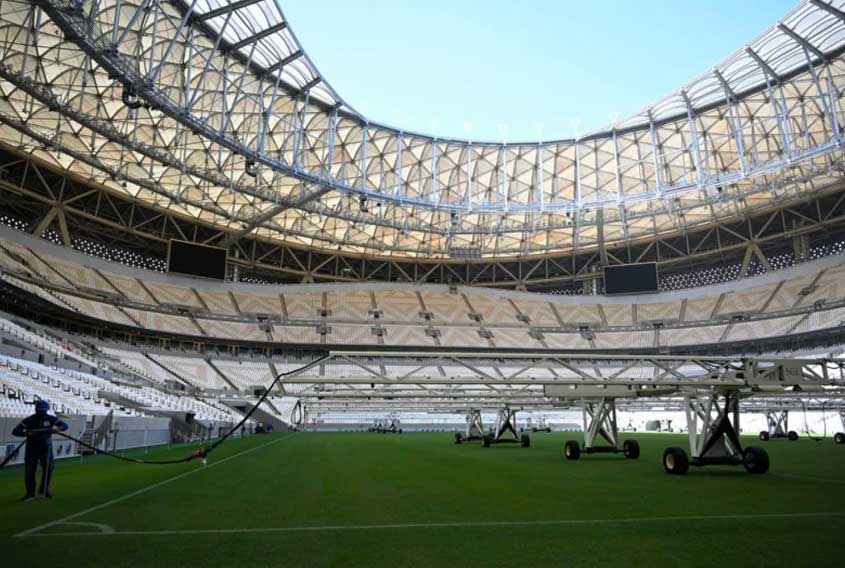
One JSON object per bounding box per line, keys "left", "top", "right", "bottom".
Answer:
{"left": 1, "top": 431, "right": 844, "bottom": 567}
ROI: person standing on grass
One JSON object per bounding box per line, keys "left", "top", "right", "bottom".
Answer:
{"left": 12, "top": 400, "right": 69, "bottom": 502}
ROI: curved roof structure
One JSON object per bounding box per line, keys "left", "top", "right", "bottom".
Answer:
{"left": 1, "top": 0, "right": 845, "bottom": 259}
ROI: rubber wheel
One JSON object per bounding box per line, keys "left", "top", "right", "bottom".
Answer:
{"left": 521, "top": 434, "right": 531, "bottom": 448}
{"left": 564, "top": 440, "right": 580, "bottom": 460}
{"left": 743, "top": 446, "right": 770, "bottom": 474}
{"left": 454, "top": 433, "right": 463, "bottom": 444}
{"left": 622, "top": 439, "right": 640, "bottom": 460}
{"left": 834, "top": 432, "right": 845, "bottom": 445}
{"left": 663, "top": 447, "right": 689, "bottom": 475}
{"left": 787, "top": 430, "right": 799, "bottom": 441}
{"left": 759, "top": 431, "right": 770, "bottom": 441}
{"left": 482, "top": 435, "right": 491, "bottom": 448}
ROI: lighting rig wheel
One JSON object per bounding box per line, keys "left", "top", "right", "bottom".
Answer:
{"left": 663, "top": 447, "right": 689, "bottom": 475}
{"left": 622, "top": 439, "right": 640, "bottom": 460}
{"left": 454, "top": 433, "right": 463, "bottom": 445}
{"left": 743, "top": 446, "right": 770, "bottom": 474}
{"left": 521, "top": 434, "right": 531, "bottom": 448}
{"left": 834, "top": 432, "right": 845, "bottom": 445}
{"left": 482, "top": 435, "right": 491, "bottom": 448}
{"left": 759, "top": 431, "right": 770, "bottom": 441}
{"left": 787, "top": 431, "right": 799, "bottom": 441}
{"left": 564, "top": 440, "right": 580, "bottom": 460}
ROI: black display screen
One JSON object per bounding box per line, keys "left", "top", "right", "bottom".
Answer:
{"left": 604, "top": 263, "right": 658, "bottom": 295}
{"left": 167, "top": 240, "right": 227, "bottom": 280}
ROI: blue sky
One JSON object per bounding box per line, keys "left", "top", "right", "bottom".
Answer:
{"left": 282, "top": 0, "right": 797, "bottom": 142}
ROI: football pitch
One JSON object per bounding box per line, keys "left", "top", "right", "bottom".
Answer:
{"left": 1, "top": 432, "right": 844, "bottom": 567}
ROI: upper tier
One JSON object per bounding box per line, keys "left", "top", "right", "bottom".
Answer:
{"left": 1, "top": 226, "right": 844, "bottom": 352}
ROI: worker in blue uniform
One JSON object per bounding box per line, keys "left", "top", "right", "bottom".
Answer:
{"left": 12, "top": 400, "right": 69, "bottom": 501}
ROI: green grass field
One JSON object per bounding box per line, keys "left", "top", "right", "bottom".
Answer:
{"left": 1, "top": 432, "right": 844, "bottom": 567}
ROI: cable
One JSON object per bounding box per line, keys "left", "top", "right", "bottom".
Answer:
{"left": 800, "top": 399, "right": 824, "bottom": 442}
{"left": 203, "top": 354, "right": 329, "bottom": 454}
{"left": 0, "top": 355, "right": 329, "bottom": 469}
{"left": 0, "top": 438, "right": 26, "bottom": 468}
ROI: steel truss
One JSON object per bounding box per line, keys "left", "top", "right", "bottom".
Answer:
{"left": 662, "top": 390, "right": 773, "bottom": 475}
{"left": 684, "top": 391, "right": 745, "bottom": 465}
{"left": 275, "top": 352, "right": 845, "bottom": 414}
{"left": 759, "top": 409, "right": 799, "bottom": 441}
{"left": 302, "top": 393, "right": 845, "bottom": 414}
{"left": 492, "top": 407, "right": 519, "bottom": 442}
{"left": 454, "top": 408, "right": 484, "bottom": 444}
{"left": 4, "top": 145, "right": 845, "bottom": 289}
{"left": 370, "top": 417, "right": 401, "bottom": 434}
{"left": 477, "top": 406, "right": 530, "bottom": 447}
{"left": 560, "top": 398, "right": 639, "bottom": 460}
{"left": 582, "top": 400, "right": 620, "bottom": 451}
{"left": 0, "top": 0, "right": 843, "bottom": 259}
{"left": 524, "top": 417, "right": 550, "bottom": 433}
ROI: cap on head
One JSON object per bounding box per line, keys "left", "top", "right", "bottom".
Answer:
{"left": 35, "top": 400, "right": 50, "bottom": 413}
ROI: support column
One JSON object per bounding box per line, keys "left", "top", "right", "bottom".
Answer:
{"left": 465, "top": 408, "right": 484, "bottom": 439}
{"left": 563, "top": 398, "right": 639, "bottom": 460}
{"left": 493, "top": 406, "right": 519, "bottom": 442}
{"left": 662, "top": 390, "right": 770, "bottom": 475}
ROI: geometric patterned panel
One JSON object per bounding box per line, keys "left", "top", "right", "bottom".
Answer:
{"left": 0, "top": 0, "right": 843, "bottom": 260}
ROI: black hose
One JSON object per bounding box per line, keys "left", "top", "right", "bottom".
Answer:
{"left": 1, "top": 428, "right": 197, "bottom": 467}
{"left": 204, "top": 354, "right": 328, "bottom": 453}
{"left": 0, "top": 355, "right": 329, "bottom": 469}
{"left": 801, "top": 399, "right": 824, "bottom": 442}
{"left": 0, "top": 439, "right": 26, "bottom": 468}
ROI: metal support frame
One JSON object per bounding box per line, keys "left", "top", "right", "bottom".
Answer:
{"left": 492, "top": 406, "right": 520, "bottom": 443}
{"left": 6, "top": 0, "right": 845, "bottom": 261}
{"left": 681, "top": 390, "right": 746, "bottom": 466}
{"left": 581, "top": 398, "right": 619, "bottom": 451}
{"left": 464, "top": 408, "right": 484, "bottom": 440}
{"left": 562, "top": 396, "right": 639, "bottom": 460}
{"left": 762, "top": 409, "right": 795, "bottom": 439}
{"left": 524, "top": 416, "right": 549, "bottom": 433}
{"left": 372, "top": 417, "right": 401, "bottom": 434}
{"left": 3, "top": 143, "right": 845, "bottom": 290}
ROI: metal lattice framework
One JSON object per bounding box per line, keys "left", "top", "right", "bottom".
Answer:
{"left": 5, "top": 145, "right": 845, "bottom": 289}
{"left": 276, "top": 351, "right": 845, "bottom": 411}
{"left": 1, "top": 0, "right": 845, "bottom": 260}
{"left": 281, "top": 351, "right": 845, "bottom": 424}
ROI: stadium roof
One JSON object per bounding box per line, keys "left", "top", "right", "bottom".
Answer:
{"left": 1, "top": 0, "right": 845, "bottom": 259}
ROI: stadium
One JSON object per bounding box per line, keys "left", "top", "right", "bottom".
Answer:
{"left": 1, "top": 0, "right": 845, "bottom": 565}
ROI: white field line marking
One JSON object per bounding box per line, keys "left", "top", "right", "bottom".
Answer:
{"left": 771, "top": 473, "right": 845, "bottom": 485}
{"left": 14, "top": 434, "right": 294, "bottom": 538}
{"left": 16, "top": 511, "right": 845, "bottom": 538}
